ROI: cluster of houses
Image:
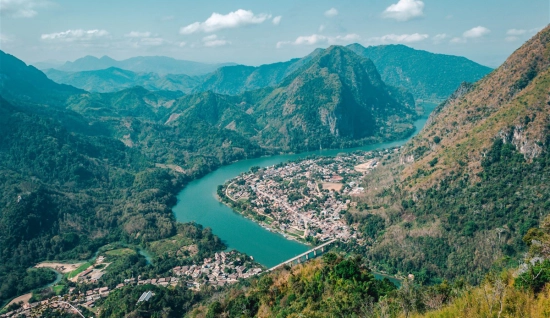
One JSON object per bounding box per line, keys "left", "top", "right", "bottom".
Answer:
{"left": 1, "top": 297, "right": 81, "bottom": 318}
{"left": 74, "top": 255, "right": 108, "bottom": 284}
{"left": 1, "top": 250, "right": 265, "bottom": 317}
{"left": 172, "top": 251, "right": 263, "bottom": 288}
{"left": 224, "top": 150, "right": 392, "bottom": 242}
{"left": 0, "top": 286, "right": 112, "bottom": 318}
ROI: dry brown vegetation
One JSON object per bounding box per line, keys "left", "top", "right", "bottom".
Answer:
{"left": 401, "top": 25, "right": 550, "bottom": 190}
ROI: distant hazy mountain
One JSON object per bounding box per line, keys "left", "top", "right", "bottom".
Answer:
{"left": 54, "top": 55, "right": 236, "bottom": 75}
{"left": 346, "top": 43, "right": 492, "bottom": 101}
{"left": 193, "top": 48, "right": 323, "bottom": 95}
{"left": 31, "top": 59, "right": 65, "bottom": 70}
{"left": 44, "top": 67, "right": 202, "bottom": 93}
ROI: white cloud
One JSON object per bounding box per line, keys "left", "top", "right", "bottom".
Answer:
{"left": 433, "top": 33, "right": 448, "bottom": 44}
{"left": 463, "top": 26, "right": 490, "bottom": 38}
{"left": 450, "top": 37, "right": 466, "bottom": 44}
{"left": 272, "top": 15, "right": 282, "bottom": 25}
{"left": 368, "top": 33, "right": 429, "bottom": 44}
{"left": 530, "top": 26, "right": 544, "bottom": 33}
{"left": 123, "top": 31, "right": 172, "bottom": 47}
{"left": 449, "top": 26, "right": 490, "bottom": 44}
{"left": 507, "top": 28, "right": 526, "bottom": 36}
{"left": 180, "top": 9, "right": 271, "bottom": 34}
{"left": 0, "top": 32, "right": 13, "bottom": 43}
{"left": 137, "top": 37, "right": 165, "bottom": 46}
{"left": 293, "top": 34, "right": 327, "bottom": 45}
{"left": 203, "top": 34, "right": 218, "bottom": 41}
{"left": 333, "top": 34, "right": 360, "bottom": 43}
{"left": 276, "top": 33, "right": 359, "bottom": 48}
{"left": 0, "top": 0, "right": 48, "bottom": 18}
{"left": 318, "top": 25, "right": 325, "bottom": 32}
{"left": 324, "top": 8, "right": 338, "bottom": 18}
{"left": 125, "top": 31, "right": 152, "bottom": 38}
{"left": 382, "top": 0, "right": 424, "bottom": 21}
{"left": 41, "top": 29, "right": 109, "bottom": 41}
{"left": 202, "top": 34, "right": 230, "bottom": 47}
{"left": 505, "top": 27, "right": 543, "bottom": 41}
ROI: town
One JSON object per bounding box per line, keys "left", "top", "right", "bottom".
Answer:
{"left": 220, "top": 148, "right": 397, "bottom": 243}
{"left": 0, "top": 250, "right": 263, "bottom": 318}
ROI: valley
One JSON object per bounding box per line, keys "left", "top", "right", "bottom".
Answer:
{"left": 0, "top": 8, "right": 549, "bottom": 315}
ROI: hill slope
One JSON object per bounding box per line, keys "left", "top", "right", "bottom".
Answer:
{"left": 252, "top": 45, "right": 416, "bottom": 150}
{"left": 349, "top": 25, "right": 550, "bottom": 284}
{"left": 346, "top": 43, "right": 492, "bottom": 101}
{"left": 0, "top": 50, "right": 83, "bottom": 104}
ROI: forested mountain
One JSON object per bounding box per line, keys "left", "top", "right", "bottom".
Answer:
{"left": 53, "top": 55, "right": 235, "bottom": 75}
{"left": 192, "top": 49, "right": 322, "bottom": 95}
{"left": 0, "top": 51, "right": 82, "bottom": 104}
{"left": 346, "top": 25, "right": 550, "bottom": 284}
{"left": 0, "top": 96, "right": 185, "bottom": 305}
{"left": 42, "top": 45, "right": 488, "bottom": 104}
{"left": 44, "top": 67, "right": 202, "bottom": 93}
{"left": 346, "top": 43, "right": 492, "bottom": 101}
{"left": 250, "top": 45, "right": 416, "bottom": 150}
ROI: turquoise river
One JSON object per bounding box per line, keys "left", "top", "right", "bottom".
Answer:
{"left": 173, "top": 103, "right": 437, "bottom": 269}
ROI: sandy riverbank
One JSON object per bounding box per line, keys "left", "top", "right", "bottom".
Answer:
{"left": 35, "top": 262, "right": 84, "bottom": 274}
{"left": 5, "top": 292, "right": 32, "bottom": 308}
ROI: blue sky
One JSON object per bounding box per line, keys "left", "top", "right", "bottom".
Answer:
{"left": 0, "top": 0, "right": 548, "bottom": 67}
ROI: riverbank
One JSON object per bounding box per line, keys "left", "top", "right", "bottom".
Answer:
{"left": 172, "top": 102, "right": 438, "bottom": 268}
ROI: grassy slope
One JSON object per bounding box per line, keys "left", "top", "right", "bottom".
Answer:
{"left": 344, "top": 26, "right": 550, "bottom": 284}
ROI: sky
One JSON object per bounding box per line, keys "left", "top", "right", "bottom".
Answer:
{"left": 0, "top": 0, "right": 548, "bottom": 67}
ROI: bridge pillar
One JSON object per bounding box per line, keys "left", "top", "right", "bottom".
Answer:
{"left": 321, "top": 246, "right": 324, "bottom": 252}
{"left": 306, "top": 254, "right": 309, "bottom": 260}
{"left": 314, "top": 250, "right": 317, "bottom": 256}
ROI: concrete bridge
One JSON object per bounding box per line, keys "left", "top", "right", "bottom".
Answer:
{"left": 267, "top": 239, "right": 337, "bottom": 272}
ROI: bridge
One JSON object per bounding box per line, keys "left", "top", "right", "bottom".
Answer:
{"left": 267, "top": 239, "right": 337, "bottom": 272}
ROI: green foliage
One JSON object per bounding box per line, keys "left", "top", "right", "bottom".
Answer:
{"left": 99, "top": 284, "right": 200, "bottom": 317}
{"left": 369, "top": 139, "right": 550, "bottom": 284}
{"left": 197, "top": 254, "right": 397, "bottom": 317}
{"left": 515, "top": 260, "right": 550, "bottom": 293}
{"left": 347, "top": 43, "right": 492, "bottom": 101}
{"left": 0, "top": 268, "right": 56, "bottom": 307}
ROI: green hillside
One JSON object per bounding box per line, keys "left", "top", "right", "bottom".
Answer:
{"left": 345, "top": 25, "right": 550, "bottom": 285}
{"left": 347, "top": 43, "right": 492, "bottom": 101}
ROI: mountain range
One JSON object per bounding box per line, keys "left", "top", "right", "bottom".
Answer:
{"left": 346, "top": 44, "right": 493, "bottom": 101}
{"left": 44, "top": 67, "right": 202, "bottom": 93}
{"left": 40, "top": 44, "right": 491, "bottom": 102}
{"left": 43, "top": 55, "right": 236, "bottom": 75}
{"left": 2, "top": 25, "right": 549, "bottom": 316}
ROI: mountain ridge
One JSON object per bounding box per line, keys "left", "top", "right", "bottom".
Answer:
{"left": 53, "top": 55, "right": 236, "bottom": 75}
{"left": 44, "top": 67, "right": 202, "bottom": 93}
{"left": 346, "top": 43, "right": 492, "bottom": 101}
